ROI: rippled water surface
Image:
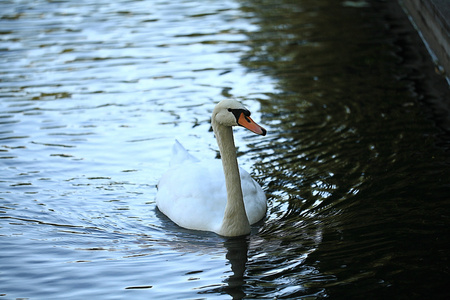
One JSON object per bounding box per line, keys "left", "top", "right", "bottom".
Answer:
{"left": 1, "top": 0, "right": 450, "bottom": 299}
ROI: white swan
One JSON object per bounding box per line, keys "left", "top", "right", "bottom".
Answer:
{"left": 156, "top": 99, "right": 267, "bottom": 236}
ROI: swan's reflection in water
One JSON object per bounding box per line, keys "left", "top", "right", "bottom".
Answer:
{"left": 152, "top": 206, "right": 324, "bottom": 299}
{"left": 221, "top": 237, "right": 248, "bottom": 299}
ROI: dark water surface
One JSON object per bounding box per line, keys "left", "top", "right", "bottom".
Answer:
{"left": 1, "top": 0, "right": 450, "bottom": 299}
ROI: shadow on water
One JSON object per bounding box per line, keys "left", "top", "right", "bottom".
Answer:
{"left": 236, "top": 0, "right": 450, "bottom": 298}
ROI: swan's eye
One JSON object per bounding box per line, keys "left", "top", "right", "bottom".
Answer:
{"left": 227, "top": 108, "right": 232, "bottom": 112}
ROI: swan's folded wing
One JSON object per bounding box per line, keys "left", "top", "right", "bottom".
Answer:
{"left": 156, "top": 160, "right": 227, "bottom": 233}
{"left": 170, "top": 140, "right": 200, "bottom": 167}
{"left": 239, "top": 167, "right": 267, "bottom": 224}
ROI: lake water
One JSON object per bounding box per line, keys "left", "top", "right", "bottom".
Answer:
{"left": 1, "top": 0, "right": 450, "bottom": 299}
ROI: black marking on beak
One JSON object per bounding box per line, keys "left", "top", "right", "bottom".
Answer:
{"left": 228, "top": 108, "right": 250, "bottom": 123}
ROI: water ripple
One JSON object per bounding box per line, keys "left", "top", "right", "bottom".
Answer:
{"left": 1, "top": 0, "right": 450, "bottom": 299}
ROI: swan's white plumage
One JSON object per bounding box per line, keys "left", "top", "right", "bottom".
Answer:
{"left": 156, "top": 140, "right": 266, "bottom": 234}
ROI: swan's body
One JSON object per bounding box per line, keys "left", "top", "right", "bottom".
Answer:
{"left": 156, "top": 99, "right": 267, "bottom": 236}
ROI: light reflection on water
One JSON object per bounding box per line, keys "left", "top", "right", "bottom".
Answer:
{"left": 1, "top": 0, "right": 279, "bottom": 298}
{"left": 1, "top": 0, "right": 450, "bottom": 299}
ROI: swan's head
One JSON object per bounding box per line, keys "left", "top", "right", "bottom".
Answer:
{"left": 212, "top": 99, "right": 267, "bottom": 136}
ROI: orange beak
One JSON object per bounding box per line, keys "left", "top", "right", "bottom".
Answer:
{"left": 238, "top": 113, "right": 267, "bottom": 136}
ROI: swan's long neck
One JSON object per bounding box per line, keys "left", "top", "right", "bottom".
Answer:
{"left": 212, "top": 121, "right": 251, "bottom": 236}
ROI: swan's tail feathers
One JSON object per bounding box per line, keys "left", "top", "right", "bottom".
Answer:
{"left": 170, "top": 140, "right": 200, "bottom": 166}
